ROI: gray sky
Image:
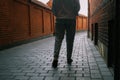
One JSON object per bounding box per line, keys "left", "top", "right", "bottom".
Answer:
{"left": 37, "top": 0, "right": 88, "bottom": 16}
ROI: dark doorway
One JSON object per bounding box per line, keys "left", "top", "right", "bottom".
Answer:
{"left": 94, "top": 23, "right": 98, "bottom": 45}
{"left": 91, "top": 24, "right": 94, "bottom": 41}
{"left": 108, "top": 20, "right": 115, "bottom": 68}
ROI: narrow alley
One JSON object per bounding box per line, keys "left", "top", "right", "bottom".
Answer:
{"left": 0, "top": 31, "right": 113, "bottom": 80}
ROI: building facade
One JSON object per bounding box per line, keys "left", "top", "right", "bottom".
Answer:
{"left": 88, "top": 0, "right": 115, "bottom": 66}
{"left": 88, "top": 0, "right": 120, "bottom": 79}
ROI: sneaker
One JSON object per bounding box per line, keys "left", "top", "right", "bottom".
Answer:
{"left": 67, "top": 59, "right": 73, "bottom": 65}
{"left": 52, "top": 60, "right": 58, "bottom": 68}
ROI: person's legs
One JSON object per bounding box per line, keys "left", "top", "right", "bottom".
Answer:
{"left": 66, "top": 19, "right": 76, "bottom": 63}
{"left": 52, "top": 19, "right": 65, "bottom": 68}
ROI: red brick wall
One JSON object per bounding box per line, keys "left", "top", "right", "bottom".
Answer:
{"left": 43, "top": 10, "right": 53, "bottom": 35}
{"left": 89, "top": 0, "right": 103, "bottom": 16}
{"left": 12, "top": 0, "right": 30, "bottom": 42}
{"left": 88, "top": 0, "right": 115, "bottom": 65}
{"left": 30, "top": 5, "right": 43, "bottom": 37}
{"left": 0, "top": 0, "right": 13, "bottom": 45}
{"left": 0, "top": 0, "right": 54, "bottom": 47}
{"left": 89, "top": 0, "right": 115, "bottom": 45}
{"left": 76, "top": 16, "right": 88, "bottom": 31}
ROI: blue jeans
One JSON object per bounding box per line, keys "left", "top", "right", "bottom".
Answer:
{"left": 54, "top": 19, "right": 76, "bottom": 60}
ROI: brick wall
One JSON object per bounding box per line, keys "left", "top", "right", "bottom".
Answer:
{"left": 88, "top": 0, "right": 115, "bottom": 67}
{"left": 0, "top": 0, "right": 13, "bottom": 45}
{"left": 0, "top": 0, "right": 54, "bottom": 48}
{"left": 76, "top": 16, "right": 88, "bottom": 31}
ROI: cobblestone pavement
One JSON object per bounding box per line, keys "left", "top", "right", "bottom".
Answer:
{"left": 0, "top": 31, "right": 114, "bottom": 80}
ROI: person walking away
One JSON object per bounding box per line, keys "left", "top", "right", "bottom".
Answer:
{"left": 52, "top": 0, "right": 80, "bottom": 68}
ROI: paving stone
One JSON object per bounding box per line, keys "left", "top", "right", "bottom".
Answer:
{"left": 33, "top": 67, "right": 45, "bottom": 71}
{"left": 90, "top": 66, "right": 99, "bottom": 70}
{"left": 54, "top": 73, "right": 69, "bottom": 77}
{"left": 35, "top": 70, "right": 48, "bottom": 74}
{"left": 69, "top": 73, "right": 82, "bottom": 77}
{"left": 84, "top": 73, "right": 90, "bottom": 77}
{"left": 13, "top": 72, "right": 26, "bottom": 76}
{"left": 0, "top": 72, "right": 13, "bottom": 76}
{"left": 15, "top": 76, "right": 29, "bottom": 80}
{"left": 62, "top": 70, "right": 76, "bottom": 74}
{"left": 91, "top": 79, "right": 103, "bottom": 80}
{"left": 26, "top": 73, "right": 39, "bottom": 76}
{"left": 0, "top": 75, "right": 14, "bottom": 79}
{"left": 90, "top": 70, "right": 100, "bottom": 74}
{"left": 98, "top": 64, "right": 107, "bottom": 68}
{"left": 22, "top": 69, "right": 35, "bottom": 73}
{"left": 89, "top": 62, "right": 97, "bottom": 66}
{"left": 101, "top": 71, "right": 112, "bottom": 76}
{"left": 91, "top": 73, "right": 102, "bottom": 79}
{"left": 45, "top": 77, "right": 59, "bottom": 80}
{"left": 30, "top": 77, "right": 44, "bottom": 80}
{"left": 99, "top": 67, "right": 110, "bottom": 72}
{"left": 76, "top": 77, "right": 91, "bottom": 80}
{"left": 103, "top": 76, "right": 114, "bottom": 80}
{"left": 77, "top": 69, "right": 90, "bottom": 74}
{"left": 60, "top": 77, "right": 75, "bottom": 80}
{"left": 0, "top": 32, "right": 114, "bottom": 80}
{"left": 39, "top": 73, "right": 53, "bottom": 77}
{"left": 48, "top": 70, "right": 61, "bottom": 74}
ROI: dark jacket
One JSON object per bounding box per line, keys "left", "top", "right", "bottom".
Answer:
{"left": 52, "top": 0, "right": 80, "bottom": 19}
